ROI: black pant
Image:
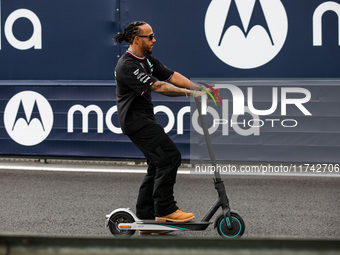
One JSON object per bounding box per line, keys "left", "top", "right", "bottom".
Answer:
{"left": 128, "top": 122, "right": 181, "bottom": 219}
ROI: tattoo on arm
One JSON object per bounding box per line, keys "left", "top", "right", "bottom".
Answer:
{"left": 150, "top": 81, "right": 186, "bottom": 97}
{"left": 150, "top": 81, "right": 204, "bottom": 98}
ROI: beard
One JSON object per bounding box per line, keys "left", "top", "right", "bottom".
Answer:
{"left": 146, "top": 49, "right": 153, "bottom": 55}
{"left": 141, "top": 40, "right": 153, "bottom": 55}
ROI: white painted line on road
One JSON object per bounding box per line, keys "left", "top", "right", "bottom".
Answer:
{"left": 0, "top": 164, "right": 191, "bottom": 174}
{"left": 0, "top": 164, "right": 338, "bottom": 177}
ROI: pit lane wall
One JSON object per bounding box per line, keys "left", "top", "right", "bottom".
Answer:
{"left": 0, "top": 0, "right": 340, "bottom": 163}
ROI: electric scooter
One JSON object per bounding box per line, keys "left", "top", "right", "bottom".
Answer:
{"left": 105, "top": 97, "right": 245, "bottom": 238}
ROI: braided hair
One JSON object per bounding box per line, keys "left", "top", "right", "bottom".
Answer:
{"left": 114, "top": 21, "right": 147, "bottom": 44}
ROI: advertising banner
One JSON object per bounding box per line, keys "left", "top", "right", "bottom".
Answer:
{"left": 0, "top": 81, "right": 190, "bottom": 159}
{"left": 0, "top": 0, "right": 339, "bottom": 79}
{"left": 0, "top": 80, "right": 339, "bottom": 163}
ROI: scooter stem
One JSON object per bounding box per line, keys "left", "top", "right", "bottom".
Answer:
{"left": 194, "top": 97, "right": 222, "bottom": 182}
{"left": 195, "top": 97, "right": 233, "bottom": 230}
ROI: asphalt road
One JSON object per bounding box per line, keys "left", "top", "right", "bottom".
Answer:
{"left": 0, "top": 169, "right": 339, "bottom": 239}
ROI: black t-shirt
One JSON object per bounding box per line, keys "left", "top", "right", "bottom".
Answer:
{"left": 115, "top": 51, "right": 174, "bottom": 135}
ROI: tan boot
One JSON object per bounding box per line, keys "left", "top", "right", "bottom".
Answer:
{"left": 155, "top": 209, "right": 195, "bottom": 223}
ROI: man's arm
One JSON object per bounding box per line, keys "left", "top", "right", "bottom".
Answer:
{"left": 150, "top": 81, "right": 203, "bottom": 98}
{"left": 168, "top": 72, "right": 201, "bottom": 91}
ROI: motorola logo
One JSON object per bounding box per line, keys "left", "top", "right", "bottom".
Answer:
{"left": 204, "top": 0, "right": 288, "bottom": 69}
{"left": 4, "top": 91, "right": 53, "bottom": 146}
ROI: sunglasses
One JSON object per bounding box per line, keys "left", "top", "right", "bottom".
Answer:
{"left": 138, "top": 33, "right": 155, "bottom": 40}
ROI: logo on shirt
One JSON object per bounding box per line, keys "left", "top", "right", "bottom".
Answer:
{"left": 204, "top": 0, "right": 288, "bottom": 69}
{"left": 147, "top": 58, "right": 154, "bottom": 72}
{"left": 133, "top": 69, "right": 151, "bottom": 84}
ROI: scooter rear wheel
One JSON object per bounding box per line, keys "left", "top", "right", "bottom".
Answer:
{"left": 215, "top": 212, "right": 245, "bottom": 238}
{"left": 108, "top": 212, "right": 136, "bottom": 236}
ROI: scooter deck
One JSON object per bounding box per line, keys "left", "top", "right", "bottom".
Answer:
{"left": 121, "top": 220, "right": 212, "bottom": 231}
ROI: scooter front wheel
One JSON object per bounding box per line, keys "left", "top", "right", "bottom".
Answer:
{"left": 108, "top": 212, "right": 136, "bottom": 236}
{"left": 215, "top": 212, "right": 245, "bottom": 238}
